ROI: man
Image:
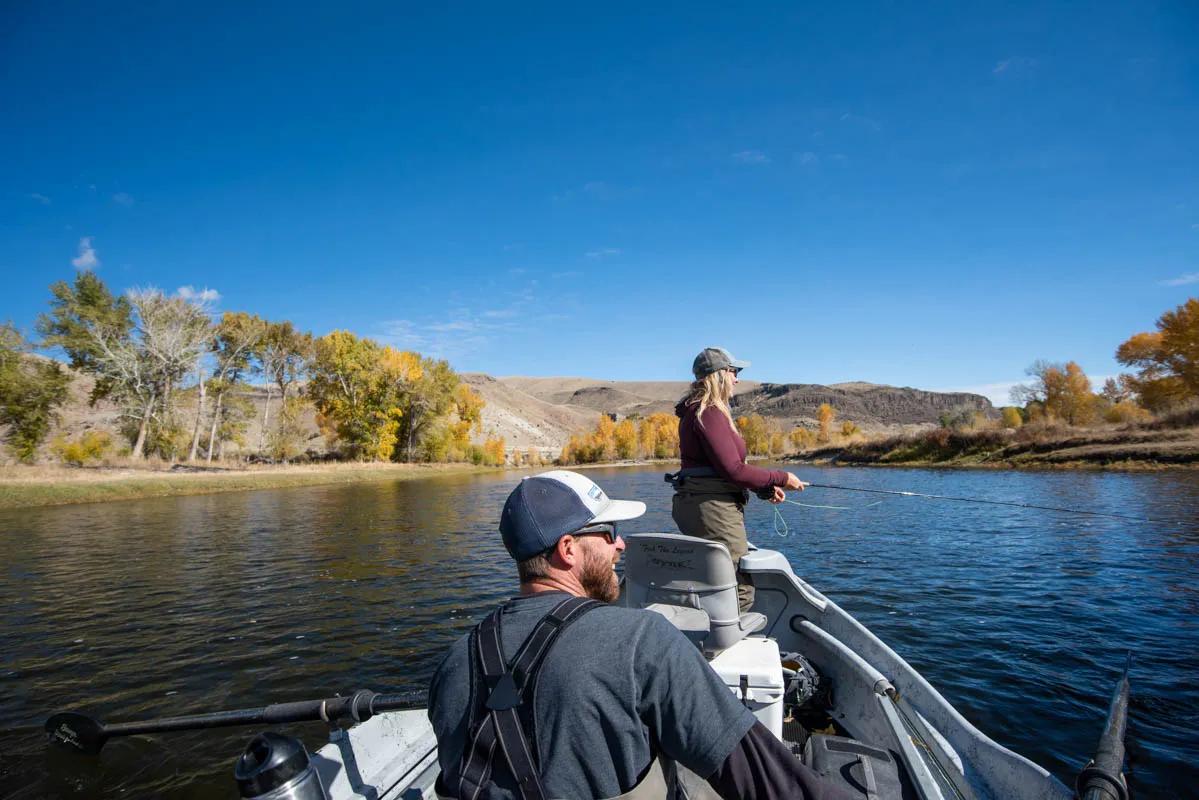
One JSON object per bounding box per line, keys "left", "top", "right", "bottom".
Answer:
{"left": 428, "top": 470, "right": 854, "bottom": 800}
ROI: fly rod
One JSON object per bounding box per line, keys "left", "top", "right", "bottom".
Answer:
{"left": 798, "top": 482, "right": 1168, "bottom": 524}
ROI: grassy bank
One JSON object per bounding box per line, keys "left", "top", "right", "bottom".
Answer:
{"left": 0, "top": 462, "right": 494, "bottom": 510}
{"left": 785, "top": 422, "right": 1199, "bottom": 470}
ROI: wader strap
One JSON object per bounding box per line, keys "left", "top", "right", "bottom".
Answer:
{"left": 663, "top": 466, "right": 719, "bottom": 488}
{"left": 456, "top": 596, "right": 601, "bottom": 800}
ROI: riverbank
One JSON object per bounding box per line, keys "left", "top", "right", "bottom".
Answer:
{"left": 0, "top": 462, "right": 494, "bottom": 510}
{"left": 784, "top": 423, "right": 1199, "bottom": 470}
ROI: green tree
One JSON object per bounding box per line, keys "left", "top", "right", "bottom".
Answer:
{"left": 255, "top": 321, "right": 314, "bottom": 453}
{"left": 395, "top": 357, "right": 459, "bottom": 461}
{"left": 0, "top": 324, "right": 71, "bottom": 462}
{"left": 205, "top": 312, "right": 266, "bottom": 462}
{"left": 36, "top": 272, "right": 132, "bottom": 404}
{"left": 307, "top": 331, "right": 422, "bottom": 460}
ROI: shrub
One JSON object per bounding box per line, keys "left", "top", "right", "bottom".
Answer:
{"left": 52, "top": 430, "right": 113, "bottom": 466}
{"left": 1103, "top": 400, "right": 1152, "bottom": 425}
{"left": 1000, "top": 407, "right": 1023, "bottom": 429}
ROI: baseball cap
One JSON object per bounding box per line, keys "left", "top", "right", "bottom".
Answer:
{"left": 500, "top": 470, "right": 647, "bottom": 561}
{"left": 692, "top": 347, "right": 750, "bottom": 380}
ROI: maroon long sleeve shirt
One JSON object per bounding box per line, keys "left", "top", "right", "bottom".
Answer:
{"left": 676, "top": 402, "right": 789, "bottom": 492}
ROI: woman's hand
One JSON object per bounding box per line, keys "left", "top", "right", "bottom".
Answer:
{"left": 769, "top": 486, "right": 785, "bottom": 504}
{"left": 784, "top": 473, "right": 807, "bottom": 491}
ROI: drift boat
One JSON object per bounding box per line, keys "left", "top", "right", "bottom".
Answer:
{"left": 291, "top": 533, "right": 1129, "bottom": 800}
{"left": 47, "top": 532, "right": 1131, "bottom": 799}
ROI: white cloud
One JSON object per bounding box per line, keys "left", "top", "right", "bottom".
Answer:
{"left": 176, "top": 285, "right": 221, "bottom": 303}
{"left": 552, "top": 270, "right": 583, "bottom": 279}
{"left": 30, "top": 193, "right": 51, "bottom": 205}
{"left": 797, "top": 151, "right": 820, "bottom": 166}
{"left": 112, "top": 192, "right": 135, "bottom": 206}
{"left": 1160, "top": 272, "right": 1199, "bottom": 287}
{"left": 71, "top": 237, "right": 99, "bottom": 270}
{"left": 585, "top": 248, "right": 622, "bottom": 260}
{"left": 732, "top": 150, "right": 770, "bottom": 165}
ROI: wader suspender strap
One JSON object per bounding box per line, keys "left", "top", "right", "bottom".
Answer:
{"left": 456, "top": 596, "right": 601, "bottom": 800}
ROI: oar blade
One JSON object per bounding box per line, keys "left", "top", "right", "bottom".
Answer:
{"left": 45, "top": 712, "right": 107, "bottom": 755}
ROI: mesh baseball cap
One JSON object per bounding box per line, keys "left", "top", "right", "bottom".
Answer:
{"left": 692, "top": 347, "right": 750, "bottom": 379}
{"left": 499, "top": 470, "right": 646, "bottom": 561}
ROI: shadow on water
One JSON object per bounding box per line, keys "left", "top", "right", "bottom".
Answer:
{"left": 1, "top": 465, "right": 1196, "bottom": 798}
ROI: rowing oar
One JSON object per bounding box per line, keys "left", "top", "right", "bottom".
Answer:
{"left": 45, "top": 689, "right": 424, "bottom": 755}
{"left": 799, "top": 482, "right": 1170, "bottom": 524}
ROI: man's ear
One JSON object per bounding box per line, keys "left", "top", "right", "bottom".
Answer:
{"left": 554, "top": 534, "right": 580, "bottom": 568}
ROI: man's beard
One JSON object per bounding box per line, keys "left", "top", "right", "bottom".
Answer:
{"left": 579, "top": 544, "right": 620, "bottom": 603}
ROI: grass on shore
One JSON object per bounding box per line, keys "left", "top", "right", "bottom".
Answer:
{"left": 0, "top": 462, "right": 492, "bottom": 510}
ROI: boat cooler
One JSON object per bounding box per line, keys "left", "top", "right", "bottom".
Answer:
{"left": 708, "top": 637, "right": 786, "bottom": 739}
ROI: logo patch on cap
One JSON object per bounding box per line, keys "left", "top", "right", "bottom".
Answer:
{"left": 588, "top": 485, "right": 604, "bottom": 501}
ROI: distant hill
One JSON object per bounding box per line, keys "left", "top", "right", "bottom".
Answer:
{"left": 466, "top": 376, "right": 993, "bottom": 453}
{"left": 729, "top": 382, "right": 993, "bottom": 428}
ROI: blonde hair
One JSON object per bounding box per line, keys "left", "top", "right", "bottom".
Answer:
{"left": 681, "top": 369, "right": 734, "bottom": 427}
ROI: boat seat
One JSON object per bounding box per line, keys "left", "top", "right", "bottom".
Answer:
{"left": 622, "top": 533, "right": 767, "bottom": 656}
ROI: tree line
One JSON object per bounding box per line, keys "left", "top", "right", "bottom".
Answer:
{"left": 0, "top": 272, "right": 505, "bottom": 465}
{"left": 556, "top": 402, "right": 863, "bottom": 465}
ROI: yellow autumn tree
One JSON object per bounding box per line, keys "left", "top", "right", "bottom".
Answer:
{"left": 594, "top": 415, "right": 617, "bottom": 461}
{"left": 483, "top": 435, "right": 506, "bottom": 466}
{"left": 1000, "top": 407, "right": 1023, "bottom": 429}
{"left": 637, "top": 418, "right": 656, "bottom": 459}
{"left": 643, "top": 413, "right": 679, "bottom": 459}
{"left": 308, "top": 331, "right": 420, "bottom": 460}
{"left": 1115, "top": 298, "right": 1199, "bottom": 411}
{"left": 817, "top": 403, "right": 835, "bottom": 443}
{"left": 789, "top": 427, "right": 816, "bottom": 450}
{"left": 1015, "top": 361, "right": 1097, "bottom": 426}
{"left": 614, "top": 418, "right": 638, "bottom": 460}
{"left": 736, "top": 414, "right": 770, "bottom": 455}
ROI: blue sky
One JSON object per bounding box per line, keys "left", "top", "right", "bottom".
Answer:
{"left": 2, "top": 2, "right": 1197, "bottom": 405}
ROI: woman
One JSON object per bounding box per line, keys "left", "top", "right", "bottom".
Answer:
{"left": 671, "top": 347, "right": 805, "bottom": 611}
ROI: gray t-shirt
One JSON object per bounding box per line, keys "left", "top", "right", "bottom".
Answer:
{"left": 428, "top": 591, "right": 758, "bottom": 799}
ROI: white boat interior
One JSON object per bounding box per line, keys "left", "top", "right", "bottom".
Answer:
{"left": 310, "top": 532, "right": 1075, "bottom": 800}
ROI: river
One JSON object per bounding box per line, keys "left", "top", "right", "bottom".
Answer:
{"left": 1, "top": 465, "right": 1196, "bottom": 798}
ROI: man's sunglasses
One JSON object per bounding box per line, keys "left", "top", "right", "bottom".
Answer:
{"left": 570, "top": 522, "right": 618, "bottom": 544}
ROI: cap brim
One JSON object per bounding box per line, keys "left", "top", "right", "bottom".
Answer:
{"left": 729, "top": 358, "right": 750, "bottom": 371}
{"left": 589, "top": 498, "right": 646, "bottom": 524}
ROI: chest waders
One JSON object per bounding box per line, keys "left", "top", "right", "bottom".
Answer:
{"left": 666, "top": 468, "right": 755, "bottom": 612}
{"left": 446, "top": 596, "right": 669, "bottom": 800}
